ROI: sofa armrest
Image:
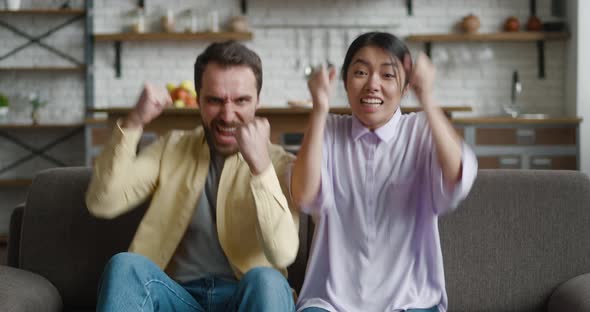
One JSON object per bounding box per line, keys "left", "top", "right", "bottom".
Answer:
{"left": 7, "top": 204, "right": 24, "bottom": 268}
{"left": 548, "top": 273, "right": 590, "bottom": 312}
{"left": 0, "top": 265, "right": 62, "bottom": 312}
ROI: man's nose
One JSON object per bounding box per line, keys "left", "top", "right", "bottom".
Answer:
{"left": 220, "top": 103, "right": 235, "bottom": 122}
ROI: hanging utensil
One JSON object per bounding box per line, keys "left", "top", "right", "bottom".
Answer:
{"left": 325, "top": 29, "right": 333, "bottom": 69}
{"left": 304, "top": 29, "right": 314, "bottom": 78}
{"left": 294, "top": 29, "right": 301, "bottom": 71}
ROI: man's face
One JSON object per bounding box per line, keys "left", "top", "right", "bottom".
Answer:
{"left": 199, "top": 62, "right": 259, "bottom": 156}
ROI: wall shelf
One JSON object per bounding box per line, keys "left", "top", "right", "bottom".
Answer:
{"left": 0, "top": 9, "right": 85, "bottom": 15}
{"left": 0, "top": 66, "right": 85, "bottom": 72}
{"left": 94, "top": 31, "right": 253, "bottom": 42}
{"left": 406, "top": 31, "right": 570, "bottom": 79}
{"left": 0, "top": 123, "right": 86, "bottom": 129}
{"left": 94, "top": 32, "right": 253, "bottom": 77}
{"left": 406, "top": 32, "right": 569, "bottom": 42}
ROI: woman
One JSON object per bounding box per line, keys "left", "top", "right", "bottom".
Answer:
{"left": 290, "top": 32, "right": 478, "bottom": 312}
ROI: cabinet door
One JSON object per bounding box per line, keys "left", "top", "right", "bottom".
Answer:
{"left": 530, "top": 156, "right": 577, "bottom": 170}
{"left": 477, "top": 156, "right": 521, "bottom": 169}
{"left": 476, "top": 127, "right": 576, "bottom": 145}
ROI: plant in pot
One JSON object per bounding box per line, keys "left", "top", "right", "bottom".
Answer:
{"left": 28, "top": 92, "right": 47, "bottom": 125}
{"left": 0, "top": 93, "right": 9, "bottom": 115}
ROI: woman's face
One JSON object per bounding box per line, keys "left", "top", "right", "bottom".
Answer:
{"left": 345, "top": 45, "right": 407, "bottom": 130}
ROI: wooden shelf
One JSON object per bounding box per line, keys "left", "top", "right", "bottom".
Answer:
{"left": 95, "top": 32, "right": 253, "bottom": 42}
{"left": 453, "top": 116, "right": 582, "bottom": 125}
{"left": 90, "top": 106, "right": 472, "bottom": 116}
{"left": 0, "top": 123, "right": 86, "bottom": 129}
{"left": 96, "top": 32, "right": 253, "bottom": 77}
{"left": 0, "top": 9, "right": 85, "bottom": 15}
{"left": 406, "top": 32, "right": 569, "bottom": 79}
{"left": 0, "top": 179, "right": 32, "bottom": 187}
{"left": 0, "top": 66, "right": 85, "bottom": 72}
{"left": 406, "top": 32, "right": 570, "bottom": 42}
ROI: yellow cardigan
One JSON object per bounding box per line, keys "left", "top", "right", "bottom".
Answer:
{"left": 85, "top": 123, "right": 299, "bottom": 279}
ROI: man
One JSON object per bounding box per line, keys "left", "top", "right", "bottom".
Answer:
{"left": 86, "top": 41, "right": 299, "bottom": 311}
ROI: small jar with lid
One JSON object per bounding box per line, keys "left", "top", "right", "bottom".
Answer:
{"left": 129, "top": 8, "right": 146, "bottom": 33}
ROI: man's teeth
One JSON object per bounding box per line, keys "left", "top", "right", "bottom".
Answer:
{"left": 217, "top": 125, "right": 236, "bottom": 133}
{"left": 361, "top": 98, "right": 383, "bottom": 105}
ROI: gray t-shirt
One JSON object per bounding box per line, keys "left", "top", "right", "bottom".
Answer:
{"left": 169, "top": 152, "right": 236, "bottom": 283}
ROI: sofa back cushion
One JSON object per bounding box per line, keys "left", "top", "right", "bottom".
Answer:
{"left": 440, "top": 169, "right": 590, "bottom": 311}
{"left": 19, "top": 167, "right": 148, "bottom": 309}
{"left": 17, "top": 167, "right": 312, "bottom": 309}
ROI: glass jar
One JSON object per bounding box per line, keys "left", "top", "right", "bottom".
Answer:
{"left": 161, "top": 9, "right": 175, "bottom": 33}
{"left": 208, "top": 10, "right": 219, "bottom": 32}
{"left": 130, "top": 8, "right": 146, "bottom": 33}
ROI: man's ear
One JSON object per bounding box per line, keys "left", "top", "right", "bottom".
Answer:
{"left": 255, "top": 97, "right": 261, "bottom": 109}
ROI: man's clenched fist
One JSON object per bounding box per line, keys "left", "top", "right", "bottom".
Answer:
{"left": 124, "top": 83, "right": 172, "bottom": 129}
{"left": 235, "top": 117, "right": 271, "bottom": 175}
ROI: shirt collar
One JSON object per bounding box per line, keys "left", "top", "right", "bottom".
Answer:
{"left": 351, "top": 108, "right": 402, "bottom": 143}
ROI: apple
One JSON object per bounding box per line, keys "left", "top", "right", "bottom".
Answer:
{"left": 166, "top": 83, "right": 176, "bottom": 93}
{"left": 180, "top": 80, "right": 195, "bottom": 92}
{"left": 174, "top": 99, "right": 185, "bottom": 108}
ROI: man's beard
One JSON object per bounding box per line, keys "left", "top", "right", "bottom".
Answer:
{"left": 203, "top": 119, "right": 241, "bottom": 157}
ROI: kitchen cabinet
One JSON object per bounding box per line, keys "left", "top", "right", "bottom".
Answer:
{"left": 88, "top": 106, "right": 472, "bottom": 160}
{"left": 454, "top": 116, "right": 582, "bottom": 170}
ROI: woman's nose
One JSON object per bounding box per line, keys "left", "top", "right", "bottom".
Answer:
{"left": 364, "top": 74, "right": 380, "bottom": 92}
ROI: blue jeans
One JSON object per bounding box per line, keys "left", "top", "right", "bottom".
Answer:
{"left": 301, "top": 307, "right": 438, "bottom": 312}
{"left": 97, "top": 252, "right": 295, "bottom": 312}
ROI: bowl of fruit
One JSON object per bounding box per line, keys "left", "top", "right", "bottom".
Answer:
{"left": 167, "top": 80, "right": 198, "bottom": 108}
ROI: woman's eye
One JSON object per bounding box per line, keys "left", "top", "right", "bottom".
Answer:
{"left": 384, "top": 73, "right": 396, "bottom": 79}
{"left": 354, "top": 70, "right": 367, "bottom": 76}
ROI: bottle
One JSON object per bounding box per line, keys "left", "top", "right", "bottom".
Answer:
{"left": 208, "top": 10, "right": 219, "bottom": 32}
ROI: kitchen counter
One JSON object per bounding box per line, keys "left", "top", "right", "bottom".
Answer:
{"left": 453, "top": 116, "right": 583, "bottom": 125}
{"left": 89, "top": 106, "right": 472, "bottom": 143}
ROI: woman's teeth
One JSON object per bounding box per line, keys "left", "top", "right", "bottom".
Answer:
{"left": 361, "top": 98, "right": 383, "bottom": 105}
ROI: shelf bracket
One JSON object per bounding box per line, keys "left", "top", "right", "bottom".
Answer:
{"left": 424, "top": 42, "right": 432, "bottom": 58}
{"left": 241, "top": 0, "right": 247, "bottom": 14}
{"left": 537, "top": 40, "right": 545, "bottom": 79}
{"left": 114, "top": 41, "right": 122, "bottom": 78}
{"left": 406, "top": 0, "right": 413, "bottom": 16}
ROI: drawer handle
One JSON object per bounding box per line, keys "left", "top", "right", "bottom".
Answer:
{"left": 532, "top": 158, "right": 552, "bottom": 166}
{"left": 516, "top": 129, "right": 535, "bottom": 144}
{"left": 499, "top": 157, "right": 519, "bottom": 166}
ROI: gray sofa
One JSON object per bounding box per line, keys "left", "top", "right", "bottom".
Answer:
{"left": 1, "top": 167, "right": 590, "bottom": 311}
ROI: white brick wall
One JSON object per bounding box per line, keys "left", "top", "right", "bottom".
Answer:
{"left": 0, "top": 0, "right": 569, "bottom": 230}
{"left": 92, "top": 0, "right": 565, "bottom": 117}
{"left": 0, "top": 0, "right": 565, "bottom": 121}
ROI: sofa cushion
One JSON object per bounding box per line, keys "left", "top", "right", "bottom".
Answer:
{"left": 440, "top": 170, "right": 590, "bottom": 311}
{"left": 548, "top": 273, "right": 590, "bottom": 312}
{"left": 0, "top": 265, "right": 62, "bottom": 312}
{"left": 18, "top": 167, "right": 149, "bottom": 309}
